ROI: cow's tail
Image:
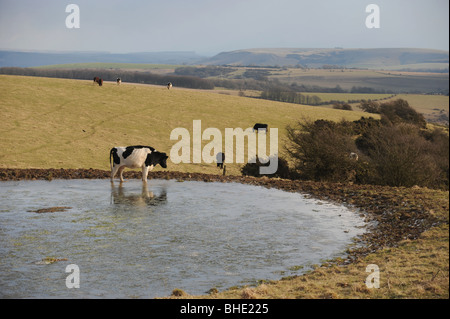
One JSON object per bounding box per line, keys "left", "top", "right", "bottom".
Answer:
{"left": 109, "top": 148, "right": 115, "bottom": 171}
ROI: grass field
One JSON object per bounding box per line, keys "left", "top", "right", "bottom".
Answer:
{"left": 221, "top": 225, "right": 449, "bottom": 299}
{"left": 0, "top": 74, "right": 376, "bottom": 175}
{"left": 37, "top": 62, "right": 449, "bottom": 95}
{"left": 210, "top": 66, "right": 449, "bottom": 94}
{"left": 270, "top": 68, "right": 449, "bottom": 93}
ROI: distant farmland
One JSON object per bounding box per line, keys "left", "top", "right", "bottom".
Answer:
{"left": 20, "top": 61, "right": 450, "bottom": 94}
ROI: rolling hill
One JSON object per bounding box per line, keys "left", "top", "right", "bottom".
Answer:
{"left": 0, "top": 50, "right": 205, "bottom": 68}
{"left": 203, "top": 48, "right": 449, "bottom": 70}
{"left": 0, "top": 74, "right": 376, "bottom": 175}
{"left": 1, "top": 48, "right": 448, "bottom": 71}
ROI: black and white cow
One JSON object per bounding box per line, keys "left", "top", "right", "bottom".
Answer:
{"left": 216, "top": 152, "right": 225, "bottom": 169}
{"left": 167, "top": 82, "right": 172, "bottom": 90}
{"left": 117, "top": 78, "right": 122, "bottom": 85}
{"left": 110, "top": 145, "right": 168, "bottom": 182}
{"left": 253, "top": 123, "right": 268, "bottom": 132}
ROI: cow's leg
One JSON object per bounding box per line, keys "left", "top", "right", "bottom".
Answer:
{"left": 142, "top": 165, "right": 155, "bottom": 182}
{"left": 118, "top": 166, "right": 126, "bottom": 183}
{"left": 111, "top": 165, "right": 120, "bottom": 181}
{"left": 142, "top": 166, "right": 149, "bottom": 182}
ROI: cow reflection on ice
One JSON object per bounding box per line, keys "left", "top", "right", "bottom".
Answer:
{"left": 111, "top": 183, "right": 167, "bottom": 207}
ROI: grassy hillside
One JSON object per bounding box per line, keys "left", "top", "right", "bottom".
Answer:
{"left": 27, "top": 62, "right": 449, "bottom": 94}
{"left": 205, "top": 48, "right": 449, "bottom": 70}
{"left": 0, "top": 75, "right": 375, "bottom": 175}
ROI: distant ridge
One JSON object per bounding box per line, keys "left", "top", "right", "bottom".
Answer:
{"left": 1, "top": 48, "right": 448, "bottom": 71}
{"left": 0, "top": 50, "right": 205, "bottom": 68}
{"left": 202, "top": 48, "right": 449, "bottom": 71}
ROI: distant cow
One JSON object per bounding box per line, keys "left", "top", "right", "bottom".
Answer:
{"left": 167, "top": 82, "right": 172, "bottom": 90}
{"left": 110, "top": 145, "right": 168, "bottom": 182}
{"left": 93, "top": 77, "right": 103, "bottom": 86}
{"left": 253, "top": 123, "right": 268, "bottom": 132}
{"left": 216, "top": 152, "right": 225, "bottom": 169}
{"left": 117, "top": 78, "right": 121, "bottom": 85}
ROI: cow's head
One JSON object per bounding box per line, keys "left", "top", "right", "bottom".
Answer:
{"left": 146, "top": 151, "right": 168, "bottom": 169}
{"left": 159, "top": 152, "right": 168, "bottom": 168}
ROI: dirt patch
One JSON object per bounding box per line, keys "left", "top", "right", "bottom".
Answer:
{"left": 0, "top": 168, "right": 110, "bottom": 181}
{"left": 34, "top": 257, "right": 68, "bottom": 265}
{"left": 1, "top": 168, "right": 448, "bottom": 265}
{"left": 28, "top": 206, "right": 72, "bottom": 214}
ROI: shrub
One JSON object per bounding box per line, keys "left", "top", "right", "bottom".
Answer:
{"left": 356, "top": 124, "right": 446, "bottom": 188}
{"left": 351, "top": 117, "right": 382, "bottom": 135}
{"left": 359, "top": 100, "right": 380, "bottom": 113}
{"left": 286, "top": 118, "right": 449, "bottom": 189}
{"left": 420, "top": 128, "right": 449, "bottom": 189}
{"left": 285, "top": 120, "right": 359, "bottom": 182}
{"left": 359, "top": 99, "right": 426, "bottom": 128}
{"left": 241, "top": 155, "right": 294, "bottom": 179}
{"left": 379, "top": 99, "right": 426, "bottom": 128}
{"left": 333, "top": 103, "right": 352, "bottom": 111}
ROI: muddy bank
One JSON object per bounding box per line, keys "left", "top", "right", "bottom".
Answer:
{"left": 1, "top": 168, "right": 448, "bottom": 264}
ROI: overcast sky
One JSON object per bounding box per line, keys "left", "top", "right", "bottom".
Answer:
{"left": 0, "top": 0, "right": 448, "bottom": 56}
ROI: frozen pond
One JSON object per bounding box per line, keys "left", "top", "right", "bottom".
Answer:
{"left": 0, "top": 179, "right": 366, "bottom": 298}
